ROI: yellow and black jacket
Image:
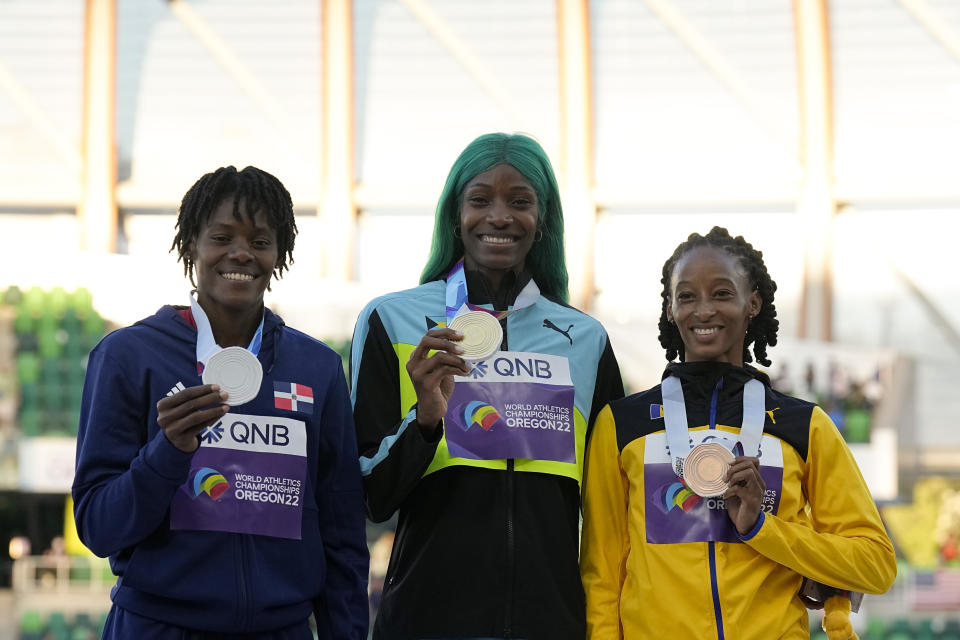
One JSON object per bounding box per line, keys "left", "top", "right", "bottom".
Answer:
{"left": 351, "top": 270, "right": 623, "bottom": 640}
{"left": 580, "top": 361, "right": 896, "bottom": 640}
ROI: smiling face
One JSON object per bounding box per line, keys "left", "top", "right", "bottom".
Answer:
{"left": 459, "top": 163, "right": 539, "bottom": 291}
{"left": 666, "top": 246, "right": 761, "bottom": 366}
{"left": 191, "top": 197, "right": 278, "bottom": 318}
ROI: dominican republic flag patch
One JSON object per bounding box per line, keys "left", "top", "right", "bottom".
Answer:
{"left": 274, "top": 381, "right": 314, "bottom": 413}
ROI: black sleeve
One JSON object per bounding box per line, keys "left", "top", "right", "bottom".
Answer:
{"left": 586, "top": 335, "right": 625, "bottom": 443}
{"left": 350, "top": 308, "right": 441, "bottom": 522}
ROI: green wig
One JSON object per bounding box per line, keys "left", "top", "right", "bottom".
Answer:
{"left": 419, "top": 132, "right": 569, "bottom": 302}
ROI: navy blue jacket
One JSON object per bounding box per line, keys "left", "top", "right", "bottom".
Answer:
{"left": 72, "top": 306, "right": 368, "bottom": 637}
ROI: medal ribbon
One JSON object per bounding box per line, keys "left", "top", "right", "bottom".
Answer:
{"left": 662, "top": 375, "right": 766, "bottom": 477}
{"left": 189, "top": 290, "right": 264, "bottom": 371}
{"left": 444, "top": 258, "right": 540, "bottom": 326}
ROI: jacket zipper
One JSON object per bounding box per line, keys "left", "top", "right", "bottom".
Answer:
{"left": 501, "top": 314, "right": 514, "bottom": 638}
{"left": 236, "top": 534, "right": 251, "bottom": 630}
{"left": 708, "top": 377, "right": 724, "bottom": 640}
{"left": 504, "top": 458, "right": 515, "bottom": 638}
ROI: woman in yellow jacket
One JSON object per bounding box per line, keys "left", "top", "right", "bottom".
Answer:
{"left": 580, "top": 227, "right": 896, "bottom": 640}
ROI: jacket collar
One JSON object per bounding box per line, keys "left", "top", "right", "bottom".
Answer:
{"left": 462, "top": 268, "right": 534, "bottom": 312}
{"left": 662, "top": 360, "right": 770, "bottom": 403}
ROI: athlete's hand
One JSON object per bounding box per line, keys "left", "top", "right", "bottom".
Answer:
{"left": 406, "top": 328, "right": 471, "bottom": 436}
{"left": 723, "top": 456, "right": 766, "bottom": 536}
{"left": 156, "top": 384, "right": 230, "bottom": 453}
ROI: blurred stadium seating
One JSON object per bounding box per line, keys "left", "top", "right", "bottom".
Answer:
{"left": 3, "top": 286, "right": 106, "bottom": 439}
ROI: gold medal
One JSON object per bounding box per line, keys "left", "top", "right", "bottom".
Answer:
{"left": 448, "top": 311, "right": 502, "bottom": 362}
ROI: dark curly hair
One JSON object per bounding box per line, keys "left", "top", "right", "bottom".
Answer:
{"left": 658, "top": 226, "right": 779, "bottom": 366}
{"left": 171, "top": 165, "right": 297, "bottom": 286}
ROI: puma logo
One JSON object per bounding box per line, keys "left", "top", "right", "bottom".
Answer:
{"left": 543, "top": 319, "right": 574, "bottom": 345}
{"left": 766, "top": 408, "right": 780, "bottom": 424}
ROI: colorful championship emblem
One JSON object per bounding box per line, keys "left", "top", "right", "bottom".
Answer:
{"left": 461, "top": 400, "right": 500, "bottom": 431}
{"left": 191, "top": 467, "right": 229, "bottom": 501}
{"left": 654, "top": 480, "right": 702, "bottom": 513}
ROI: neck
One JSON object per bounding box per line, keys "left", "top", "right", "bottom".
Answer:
{"left": 479, "top": 268, "right": 510, "bottom": 298}
{"left": 202, "top": 300, "right": 263, "bottom": 348}
{"left": 469, "top": 264, "right": 523, "bottom": 300}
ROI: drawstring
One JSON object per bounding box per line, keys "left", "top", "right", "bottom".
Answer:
{"left": 266, "top": 323, "right": 281, "bottom": 374}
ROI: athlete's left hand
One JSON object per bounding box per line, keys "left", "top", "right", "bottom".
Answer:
{"left": 723, "top": 456, "right": 766, "bottom": 536}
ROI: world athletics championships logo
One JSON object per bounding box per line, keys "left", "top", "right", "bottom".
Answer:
{"left": 461, "top": 400, "right": 500, "bottom": 432}
{"left": 653, "top": 480, "right": 701, "bottom": 514}
{"left": 191, "top": 467, "right": 229, "bottom": 501}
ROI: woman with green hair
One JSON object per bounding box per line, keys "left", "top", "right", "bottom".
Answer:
{"left": 351, "top": 132, "right": 624, "bottom": 639}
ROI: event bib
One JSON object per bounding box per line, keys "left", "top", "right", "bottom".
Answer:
{"left": 443, "top": 351, "right": 575, "bottom": 463}
{"left": 644, "top": 429, "right": 784, "bottom": 544}
{"left": 170, "top": 412, "right": 307, "bottom": 539}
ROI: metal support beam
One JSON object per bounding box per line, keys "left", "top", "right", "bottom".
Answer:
{"left": 80, "top": 0, "right": 117, "bottom": 253}
{"left": 399, "top": 0, "right": 520, "bottom": 120}
{"left": 168, "top": 0, "right": 294, "bottom": 142}
{"left": 556, "top": 0, "right": 595, "bottom": 310}
{"left": 320, "top": 0, "right": 355, "bottom": 280}
{"left": 794, "top": 0, "right": 836, "bottom": 341}
{"left": 898, "top": 0, "right": 960, "bottom": 64}
{"left": 642, "top": 0, "right": 794, "bottom": 157}
{"left": 0, "top": 61, "right": 82, "bottom": 175}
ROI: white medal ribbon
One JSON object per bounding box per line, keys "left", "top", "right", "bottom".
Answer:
{"left": 662, "top": 375, "right": 767, "bottom": 477}
{"left": 189, "top": 290, "right": 264, "bottom": 368}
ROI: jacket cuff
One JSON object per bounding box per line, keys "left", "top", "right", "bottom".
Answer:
{"left": 412, "top": 405, "right": 444, "bottom": 443}
{"left": 738, "top": 510, "right": 766, "bottom": 541}
{"left": 145, "top": 429, "right": 195, "bottom": 482}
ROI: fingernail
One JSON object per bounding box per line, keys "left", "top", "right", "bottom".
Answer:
{"left": 453, "top": 345, "right": 464, "bottom": 354}
{"left": 210, "top": 384, "right": 220, "bottom": 391}
{"left": 220, "top": 391, "right": 229, "bottom": 400}
{"left": 452, "top": 330, "right": 463, "bottom": 338}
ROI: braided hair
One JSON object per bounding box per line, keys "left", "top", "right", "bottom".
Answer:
{"left": 658, "top": 226, "right": 779, "bottom": 366}
{"left": 171, "top": 165, "right": 297, "bottom": 285}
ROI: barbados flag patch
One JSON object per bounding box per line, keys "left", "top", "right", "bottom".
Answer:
{"left": 650, "top": 404, "right": 664, "bottom": 420}
{"left": 274, "top": 382, "right": 314, "bottom": 414}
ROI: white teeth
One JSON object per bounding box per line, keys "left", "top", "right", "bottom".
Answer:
{"left": 222, "top": 272, "right": 254, "bottom": 281}
{"left": 480, "top": 235, "right": 515, "bottom": 244}
{"left": 694, "top": 327, "right": 718, "bottom": 335}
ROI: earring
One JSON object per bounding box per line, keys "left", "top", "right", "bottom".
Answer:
{"left": 534, "top": 228, "right": 543, "bottom": 242}
{"left": 453, "top": 224, "right": 461, "bottom": 239}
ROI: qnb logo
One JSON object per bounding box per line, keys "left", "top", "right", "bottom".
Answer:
{"left": 469, "top": 361, "right": 489, "bottom": 379}
{"left": 192, "top": 467, "right": 229, "bottom": 501}
{"left": 200, "top": 421, "right": 224, "bottom": 444}
{"left": 492, "top": 356, "right": 553, "bottom": 379}
{"left": 461, "top": 401, "right": 500, "bottom": 432}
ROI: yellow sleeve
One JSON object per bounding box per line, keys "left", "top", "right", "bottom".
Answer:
{"left": 580, "top": 404, "right": 630, "bottom": 640}
{"left": 744, "top": 406, "right": 897, "bottom": 593}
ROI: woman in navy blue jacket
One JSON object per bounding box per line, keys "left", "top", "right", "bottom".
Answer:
{"left": 72, "top": 166, "right": 369, "bottom": 639}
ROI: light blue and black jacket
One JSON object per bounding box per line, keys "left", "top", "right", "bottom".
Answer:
{"left": 351, "top": 270, "right": 624, "bottom": 640}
